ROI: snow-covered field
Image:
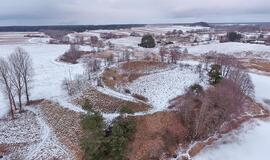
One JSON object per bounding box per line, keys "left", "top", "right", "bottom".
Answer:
{"left": 130, "top": 25, "right": 209, "bottom": 35}
{"left": 108, "top": 37, "right": 141, "bottom": 48}
{"left": 128, "top": 65, "right": 202, "bottom": 111}
{"left": 187, "top": 42, "right": 270, "bottom": 59}
{"left": 194, "top": 73, "right": 270, "bottom": 160}
{"left": 194, "top": 119, "right": 270, "bottom": 160}
{"left": 0, "top": 40, "right": 85, "bottom": 118}
{"left": 250, "top": 73, "right": 270, "bottom": 107}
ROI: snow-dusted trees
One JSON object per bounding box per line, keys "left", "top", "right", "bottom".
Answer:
{"left": 159, "top": 47, "right": 167, "bottom": 63}
{"left": 0, "top": 58, "right": 15, "bottom": 118}
{"left": 84, "top": 58, "right": 101, "bottom": 80}
{"left": 0, "top": 47, "right": 34, "bottom": 116}
{"left": 172, "top": 77, "right": 254, "bottom": 139}
{"left": 211, "top": 54, "right": 254, "bottom": 98}
{"left": 9, "top": 49, "right": 25, "bottom": 111}
{"left": 60, "top": 44, "right": 81, "bottom": 64}
{"left": 17, "top": 48, "right": 34, "bottom": 104}
{"left": 171, "top": 55, "right": 254, "bottom": 139}
{"left": 62, "top": 75, "right": 84, "bottom": 96}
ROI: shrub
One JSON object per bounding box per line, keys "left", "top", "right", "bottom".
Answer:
{"left": 119, "top": 106, "right": 135, "bottom": 114}
{"left": 189, "top": 84, "right": 203, "bottom": 95}
{"left": 139, "top": 34, "right": 156, "bottom": 48}
{"left": 132, "top": 93, "right": 148, "bottom": 102}
{"left": 208, "top": 64, "right": 222, "bottom": 85}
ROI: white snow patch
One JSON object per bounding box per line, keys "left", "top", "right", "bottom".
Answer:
{"left": 0, "top": 43, "right": 85, "bottom": 118}
{"left": 187, "top": 42, "right": 270, "bottom": 59}
{"left": 128, "top": 66, "right": 201, "bottom": 112}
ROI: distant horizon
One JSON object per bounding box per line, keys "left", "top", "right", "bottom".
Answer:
{"left": 0, "top": 21, "right": 270, "bottom": 28}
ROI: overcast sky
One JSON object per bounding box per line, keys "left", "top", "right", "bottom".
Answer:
{"left": 0, "top": 0, "right": 270, "bottom": 26}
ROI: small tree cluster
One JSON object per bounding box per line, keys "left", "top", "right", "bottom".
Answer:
{"left": 84, "top": 58, "right": 101, "bottom": 81}
{"left": 139, "top": 34, "right": 156, "bottom": 48}
{"left": 159, "top": 47, "right": 181, "bottom": 64}
{"left": 0, "top": 47, "right": 34, "bottom": 118}
{"left": 227, "top": 32, "right": 242, "bottom": 42}
{"left": 209, "top": 54, "right": 254, "bottom": 98}
{"left": 81, "top": 112, "right": 136, "bottom": 160}
{"left": 172, "top": 77, "right": 254, "bottom": 140}
{"left": 62, "top": 74, "right": 85, "bottom": 96}
{"left": 60, "top": 44, "right": 81, "bottom": 64}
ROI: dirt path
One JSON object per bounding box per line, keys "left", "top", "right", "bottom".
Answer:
{"left": 25, "top": 107, "right": 72, "bottom": 160}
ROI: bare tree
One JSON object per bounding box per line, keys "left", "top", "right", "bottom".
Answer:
{"left": 19, "top": 49, "right": 34, "bottom": 104}
{"left": 84, "top": 58, "right": 101, "bottom": 80}
{"left": 213, "top": 54, "right": 243, "bottom": 78}
{"left": 0, "top": 58, "right": 15, "bottom": 118}
{"left": 9, "top": 48, "right": 26, "bottom": 111}
{"left": 159, "top": 47, "right": 167, "bottom": 62}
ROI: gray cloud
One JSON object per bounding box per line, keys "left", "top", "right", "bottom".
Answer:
{"left": 0, "top": 0, "right": 269, "bottom": 25}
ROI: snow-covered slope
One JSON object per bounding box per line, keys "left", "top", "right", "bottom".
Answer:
{"left": 128, "top": 66, "right": 201, "bottom": 112}
{"left": 0, "top": 42, "right": 85, "bottom": 118}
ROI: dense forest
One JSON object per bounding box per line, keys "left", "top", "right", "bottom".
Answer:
{"left": 0, "top": 24, "right": 146, "bottom": 32}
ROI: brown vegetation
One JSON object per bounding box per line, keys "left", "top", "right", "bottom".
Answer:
{"left": 39, "top": 100, "right": 84, "bottom": 160}
{"left": 102, "top": 61, "right": 168, "bottom": 89}
{"left": 127, "top": 112, "right": 188, "bottom": 160}
{"left": 75, "top": 87, "right": 150, "bottom": 113}
{"left": 131, "top": 93, "right": 148, "bottom": 102}
{"left": 244, "top": 59, "right": 270, "bottom": 73}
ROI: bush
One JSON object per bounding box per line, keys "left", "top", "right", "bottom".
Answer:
{"left": 132, "top": 93, "right": 148, "bottom": 102}
{"left": 208, "top": 64, "right": 222, "bottom": 85}
{"left": 119, "top": 106, "right": 135, "bottom": 114}
{"left": 139, "top": 34, "right": 156, "bottom": 48}
{"left": 189, "top": 84, "right": 203, "bottom": 95}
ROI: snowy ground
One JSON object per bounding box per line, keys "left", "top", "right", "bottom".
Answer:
{"left": 194, "top": 73, "right": 270, "bottom": 160}
{"left": 0, "top": 107, "right": 72, "bottom": 160}
{"left": 187, "top": 42, "right": 270, "bottom": 59}
{"left": 0, "top": 41, "right": 85, "bottom": 118}
{"left": 128, "top": 65, "right": 203, "bottom": 112}
{"left": 108, "top": 37, "right": 141, "bottom": 48}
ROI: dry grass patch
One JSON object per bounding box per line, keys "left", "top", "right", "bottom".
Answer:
{"left": 127, "top": 111, "right": 188, "bottom": 160}
{"left": 244, "top": 59, "right": 270, "bottom": 72}
{"left": 76, "top": 88, "right": 150, "bottom": 113}
{"left": 102, "top": 61, "right": 168, "bottom": 89}
{"left": 39, "top": 100, "right": 84, "bottom": 160}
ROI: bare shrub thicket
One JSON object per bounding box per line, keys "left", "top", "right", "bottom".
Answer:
{"left": 172, "top": 56, "right": 254, "bottom": 139}
{"left": 84, "top": 58, "right": 101, "bottom": 80}
{"left": 60, "top": 44, "right": 81, "bottom": 64}
{"left": 159, "top": 47, "right": 181, "bottom": 64}
{"left": 213, "top": 54, "right": 254, "bottom": 97}
{"left": 62, "top": 75, "right": 85, "bottom": 96}
{"left": 172, "top": 78, "right": 253, "bottom": 139}
{"left": 0, "top": 47, "right": 34, "bottom": 118}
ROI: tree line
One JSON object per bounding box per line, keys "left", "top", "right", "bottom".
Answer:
{"left": 0, "top": 47, "right": 34, "bottom": 119}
